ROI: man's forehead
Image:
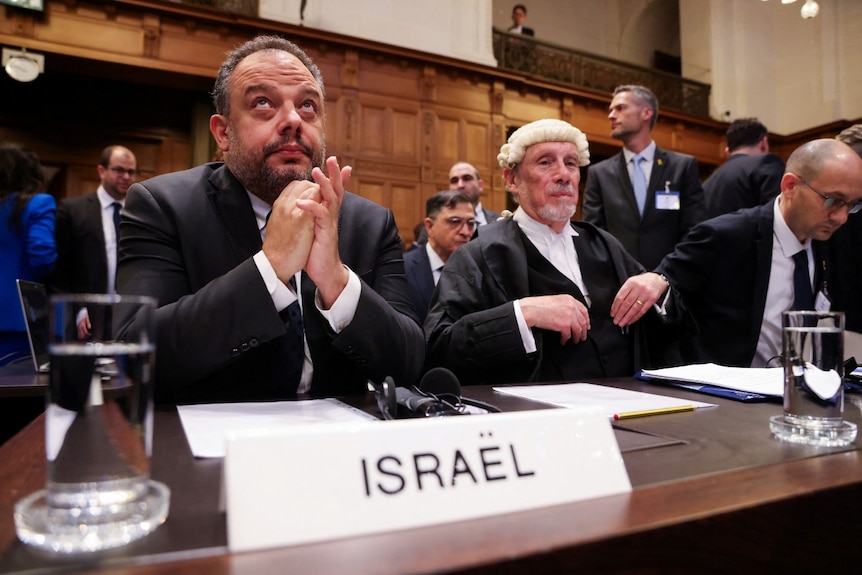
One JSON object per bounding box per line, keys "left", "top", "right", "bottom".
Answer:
{"left": 525, "top": 141, "right": 579, "bottom": 157}
{"left": 233, "top": 51, "right": 319, "bottom": 92}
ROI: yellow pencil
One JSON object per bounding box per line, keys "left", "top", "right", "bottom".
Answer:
{"left": 613, "top": 405, "right": 696, "bottom": 420}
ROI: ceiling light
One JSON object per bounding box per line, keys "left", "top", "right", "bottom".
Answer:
{"left": 2, "top": 47, "right": 44, "bottom": 82}
{"left": 800, "top": 0, "right": 819, "bottom": 18}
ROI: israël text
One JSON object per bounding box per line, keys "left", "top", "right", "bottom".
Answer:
{"left": 360, "top": 431, "right": 536, "bottom": 497}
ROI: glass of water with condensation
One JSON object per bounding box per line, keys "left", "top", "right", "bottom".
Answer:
{"left": 770, "top": 310, "right": 857, "bottom": 446}
{"left": 15, "top": 293, "right": 169, "bottom": 553}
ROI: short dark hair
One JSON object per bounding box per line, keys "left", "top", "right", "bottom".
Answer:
{"left": 726, "top": 118, "right": 768, "bottom": 152}
{"left": 613, "top": 85, "right": 659, "bottom": 129}
{"left": 513, "top": 4, "right": 527, "bottom": 15}
{"left": 212, "top": 35, "right": 325, "bottom": 116}
{"left": 99, "top": 145, "right": 120, "bottom": 168}
{"left": 0, "top": 143, "right": 46, "bottom": 230}
{"left": 426, "top": 190, "right": 475, "bottom": 219}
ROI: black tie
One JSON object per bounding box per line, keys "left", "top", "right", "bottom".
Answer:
{"left": 112, "top": 202, "right": 122, "bottom": 255}
{"left": 792, "top": 250, "right": 814, "bottom": 310}
{"left": 274, "top": 276, "right": 304, "bottom": 394}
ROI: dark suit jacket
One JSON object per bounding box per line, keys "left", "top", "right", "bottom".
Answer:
{"left": 656, "top": 201, "right": 830, "bottom": 367}
{"left": 403, "top": 245, "right": 435, "bottom": 324}
{"left": 51, "top": 192, "right": 109, "bottom": 294}
{"left": 703, "top": 153, "right": 784, "bottom": 219}
{"left": 480, "top": 206, "right": 502, "bottom": 225}
{"left": 829, "top": 215, "right": 862, "bottom": 332}
{"left": 583, "top": 147, "right": 706, "bottom": 270}
{"left": 425, "top": 218, "right": 678, "bottom": 385}
{"left": 507, "top": 26, "right": 534, "bottom": 36}
{"left": 117, "top": 163, "right": 425, "bottom": 404}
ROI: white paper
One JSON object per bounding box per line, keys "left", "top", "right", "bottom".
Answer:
{"left": 493, "top": 382, "right": 714, "bottom": 416}
{"left": 641, "top": 363, "right": 784, "bottom": 397}
{"left": 177, "top": 399, "right": 378, "bottom": 458}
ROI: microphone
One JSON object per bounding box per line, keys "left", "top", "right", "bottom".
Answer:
{"left": 394, "top": 386, "right": 462, "bottom": 418}
{"left": 418, "top": 367, "right": 461, "bottom": 398}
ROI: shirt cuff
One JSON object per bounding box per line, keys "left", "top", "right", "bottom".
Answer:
{"left": 514, "top": 299, "right": 537, "bottom": 354}
{"left": 253, "top": 250, "right": 296, "bottom": 310}
{"left": 315, "top": 266, "right": 360, "bottom": 333}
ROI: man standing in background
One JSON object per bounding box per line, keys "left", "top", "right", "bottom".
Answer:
{"left": 703, "top": 118, "right": 784, "bottom": 219}
{"left": 583, "top": 85, "right": 705, "bottom": 269}
{"left": 507, "top": 4, "right": 534, "bottom": 36}
{"left": 448, "top": 161, "right": 500, "bottom": 227}
{"left": 51, "top": 145, "right": 137, "bottom": 338}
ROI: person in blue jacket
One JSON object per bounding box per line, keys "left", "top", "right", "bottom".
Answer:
{"left": 0, "top": 143, "right": 56, "bottom": 364}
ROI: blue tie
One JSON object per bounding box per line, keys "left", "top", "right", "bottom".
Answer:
{"left": 273, "top": 276, "right": 304, "bottom": 394}
{"left": 632, "top": 155, "right": 647, "bottom": 215}
{"left": 792, "top": 250, "right": 814, "bottom": 310}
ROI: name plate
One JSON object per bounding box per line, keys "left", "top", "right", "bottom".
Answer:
{"left": 224, "top": 409, "right": 631, "bottom": 552}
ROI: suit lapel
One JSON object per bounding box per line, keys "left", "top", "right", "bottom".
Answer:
{"left": 413, "top": 247, "right": 435, "bottom": 305}
{"left": 751, "top": 203, "right": 775, "bottom": 339}
{"left": 613, "top": 152, "right": 640, "bottom": 219}
{"left": 644, "top": 148, "right": 670, "bottom": 219}
{"left": 205, "top": 166, "right": 263, "bottom": 262}
{"left": 85, "top": 194, "right": 109, "bottom": 271}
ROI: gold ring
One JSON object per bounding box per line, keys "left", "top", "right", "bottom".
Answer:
{"left": 635, "top": 300, "right": 644, "bottom": 306}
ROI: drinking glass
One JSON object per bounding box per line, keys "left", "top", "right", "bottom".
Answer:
{"left": 14, "top": 294, "right": 169, "bottom": 553}
{"left": 770, "top": 310, "right": 857, "bottom": 446}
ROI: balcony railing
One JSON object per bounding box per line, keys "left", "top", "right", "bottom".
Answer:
{"left": 493, "top": 29, "right": 710, "bottom": 117}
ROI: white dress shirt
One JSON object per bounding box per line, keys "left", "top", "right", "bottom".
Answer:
{"left": 752, "top": 197, "right": 810, "bottom": 367}
{"left": 96, "top": 186, "right": 122, "bottom": 295}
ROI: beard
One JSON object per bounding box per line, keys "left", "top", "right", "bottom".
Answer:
{"left": 534, "top": 183, "right": 578, "bottom": 223}
{"left": 227, "top": 131, "right": 325, "bottom": 205}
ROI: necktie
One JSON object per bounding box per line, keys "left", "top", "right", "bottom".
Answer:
{"left": 632, "top": 155, "right": 647, "bottom": 215}
{"left": 792, "top": 250, "right": 815, "bottom": 310}
{"left": 274, "top": 276, "right": 304, "bottom": 394}
{"left": 112, "top": 202, "right": 122, "bottom": 254}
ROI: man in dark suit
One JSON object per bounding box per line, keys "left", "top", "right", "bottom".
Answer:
{"left": 404, "top": 190, "right": 475, "bottom": 323}
{"left": 656, "top": 139, "right": 862, "bottom": 367}
{"left": 583, "top": 85, "right": 706, "bottom": 270}
{"left": 507, "top": 4, "right": 534, "bottom": 36}
{"left": 426, "top": 119, "right": 677, "bottom": 386}
{"left": 703, "top": 118, "right": 784, "bottom": 219}
{"left": 51, "top": 145, "right": 137, "bottom": 338}
{"left": 829, "top": 124, "right": 862, "bottom": 332}
{"left": 117, "top": 35, "right": 424, "bottom": 404}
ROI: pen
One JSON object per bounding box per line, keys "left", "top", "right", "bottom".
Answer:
{"left": 613, "top": 405, "right": 696, "bottom": 420}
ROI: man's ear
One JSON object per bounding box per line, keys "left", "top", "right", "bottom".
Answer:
{"left": 210, "top": 114, "right": 230, "bottom": 151}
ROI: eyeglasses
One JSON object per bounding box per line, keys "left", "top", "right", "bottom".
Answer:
{"left": 449, "top": 174, "right": 476, "bottom": 185}
{"left": 438, "top": 216, "right": 477, "bottom": 232}
{"left": 108, "top": 166, "right": 137, "bottom": 177}
{"left": 797, "top": 176, "right": 862, "bottom": 214}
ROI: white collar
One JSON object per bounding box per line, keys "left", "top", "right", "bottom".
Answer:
{"left": 96, "top": 186, "right": 123, "bottom": 209}
{"left": 513, "top": 206, "right": 578, "bottom": 241}
{"left": 425, "top": 241, "right": 446, "bottom": 271}
{"left": 773, "top": 196, "right": 808, "bottom": 257}
{"left": 623, "top": 140, "right": 656, "bottom": 163}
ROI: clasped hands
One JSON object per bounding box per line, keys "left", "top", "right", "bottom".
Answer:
{"left": 519, "top": 273, "right": 668, "bottom": 345}
{"left": 263, "top": 156, "right": 351, "bottom": 308}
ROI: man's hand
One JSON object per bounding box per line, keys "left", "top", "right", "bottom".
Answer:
{"left": 296, "top": 156, "right": 353, "bottom": 308}
{"left": 262, "top": 179, "right": 320, "bottom": 283}
{"left": 76, "top": 311, "right": 91, "bottom": 340}
{"left": 611, "top": 272, "right": 669, "bottom": 328}
{"left": 519, "top": 294, "right": 591, "bottom": 345}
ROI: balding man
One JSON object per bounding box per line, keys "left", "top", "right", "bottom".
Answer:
{"left": 656, "top": 138, "right": 862, "bottom": 367}
{"left": 448, "top": 161, "right": 500, "bottom": 227}
{"left": 425, "top": 119, "right": 676, "bottom": 386}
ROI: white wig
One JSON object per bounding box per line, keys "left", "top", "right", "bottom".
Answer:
{"left": 497, "top": 119, "right": 590, "bottom": 169}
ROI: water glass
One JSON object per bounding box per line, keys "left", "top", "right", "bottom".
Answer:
{"left": 770, "top": 310, "right": 857, "bottom": 446}
{"left": 14, "top": 293, "right": 170, "bottom": 553}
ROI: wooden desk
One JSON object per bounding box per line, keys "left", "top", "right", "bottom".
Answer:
{"left": 1, "top": 379, "right": 861, "bottom": 574}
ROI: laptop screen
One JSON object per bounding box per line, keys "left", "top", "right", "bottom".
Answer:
{"left": 16, "top": 279, "right": 50, "bottom": 373}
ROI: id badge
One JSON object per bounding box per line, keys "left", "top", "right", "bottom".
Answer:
{"left": 655, "top": 191, "right": 680, "bottom": 210}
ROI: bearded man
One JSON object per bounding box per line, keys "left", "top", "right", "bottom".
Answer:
{"left": 117, "top": 35, "right": 424, "bottom": 403}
